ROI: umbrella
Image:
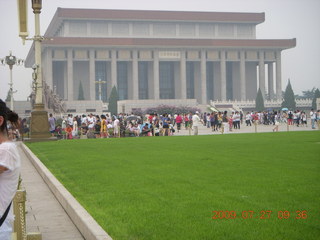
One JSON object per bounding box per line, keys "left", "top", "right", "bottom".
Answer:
{"left": 282, "top": 108, "right": 288, "bottom": 111}
{"left": 126, "top": 116, "right": 139, "bottom": 122}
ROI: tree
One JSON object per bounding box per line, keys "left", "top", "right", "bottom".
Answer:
{"left": 78, "top": 81, "right": 85, "bottom": 100}
{"left": 312, "top": 88, "right": 320, "bottom": 110}
{"left": 255, "top": 88, "right": 265, "bottom": 112}
{"left": 108, "top": 85, "right": 118, "bottom": 116}
{"left": 281, "top": 80, "right": 296, "bottom": 110}
{"left": 301, "top": 87, "right": 316, "bottom": 99}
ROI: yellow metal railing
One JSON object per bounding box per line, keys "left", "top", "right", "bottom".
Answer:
{"left": 12, "top": 189, "right": 42, "bottom": 240}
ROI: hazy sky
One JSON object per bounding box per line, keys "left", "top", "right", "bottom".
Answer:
{"left": 0, "top": 0, "right": 319, "bottom": 101}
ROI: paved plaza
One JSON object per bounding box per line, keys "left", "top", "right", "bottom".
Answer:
{"left": 18, "top": 123, "right": 317, "bottom": 240}
{"left": 174, "top": 121, "right": 315, "bottom": 136}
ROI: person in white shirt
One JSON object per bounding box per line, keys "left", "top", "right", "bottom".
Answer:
{"left": 245, "top": 112, "right": 252, "bottom": 126}
{"left": 310, "top": 109, "right": 316, "bottom": 129}
{"left": 0, "top": 99, "right": 21, "bottom": 240}
{"left": 113, "top": 117, "right": 120, "bottom": 137}
{"left": 233, "top": 111, "right": 241, "bottom": 129}
{"left": 67, "top": 114, "right": 73, "bottom": 126}
{"left": 192, "top": 111, "right": 202, "bottom": 135}
{"left": 87, "top": 113, "right": 95, "bottom": 130}
{"left": 72, "top": 117, "right": 78, "bottom": 138}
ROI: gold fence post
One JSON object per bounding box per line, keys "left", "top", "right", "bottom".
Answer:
{"left": 13, "top": 190, "right": 27, "bottom": 240}
{"left": 27, "top": 233, "right": 42, "bottom": 240}
{"left": 13, "top": 189, "right": 42, "bottom": 240}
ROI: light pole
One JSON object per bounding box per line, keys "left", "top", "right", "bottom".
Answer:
{"left": 0, "top": 51, "right": 24, "bottom": 110}
{"left": 95, "top": 78, "right": 107, "bottom": 101}
{"left": 28, "top": 0, "right": 50, "bottom": 139}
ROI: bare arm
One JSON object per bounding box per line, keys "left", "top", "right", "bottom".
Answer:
{"left": 0, "top": 165, "right": 8, "bottom": 174}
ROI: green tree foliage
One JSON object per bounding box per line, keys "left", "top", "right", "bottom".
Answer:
{"left": 312, "top": 88, "right": 320, "bottom": 109}
{"left": 108, "top": 85, "right": 118, "bottom": 116}
{"left": 78, "top": 81, "right": 85, "bottom": 100}
{"left": 255, "top": 88, "right": 265, "bottom": 112}
{"left": 301, "top": 87, "right": 316, "bottom": 99}
{"left": 281, "top": 80, "right": 296, "bottom": 110}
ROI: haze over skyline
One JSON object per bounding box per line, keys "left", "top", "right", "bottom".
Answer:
{"left": 0, "top": 0, "right": 319, "bottom": 101}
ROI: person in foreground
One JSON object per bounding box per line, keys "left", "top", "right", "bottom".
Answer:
{"left": 0, "top": 99, "right": 21, "bottom": 240}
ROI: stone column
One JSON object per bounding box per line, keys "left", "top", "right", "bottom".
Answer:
{"left": 268, "top": 63, "right": 274, "bottom": 100}
{"left": 180, "top": 51, "right": 187, "bottom": 99}
{"left": 240, "top": 50, "right": 246, "bottom": 101}
{"left": 132, "top": 50, "right": 139, "bottom": 100}
{"left": 45, "top": 49, "right": 53, "bottom": 89}
{"left": 89, "top": 50, "right": 95, "bottom": 100}
{"left": 200, "top": 50, "right": 207, "bottom": 104}
{"left": 153, "top": 50, "right": 159, "bottom": 100}
{"left": 67, "top": 49, "right": 73, "bottom": 100}
{"left": 259, "top": 50, "right": 265, "bottom": 98}
{"left": 111, "top": 49, "right": 117, "bottom": 89}
{"left": 220, "top": 50, "right": 226, "bottom": 101}
{"left": 276, "top": 51, "right": 282, "bottom": 100}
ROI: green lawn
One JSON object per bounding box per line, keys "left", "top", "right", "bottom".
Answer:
{"left": 26, "top": 131, "right": 320, "bottom": 240}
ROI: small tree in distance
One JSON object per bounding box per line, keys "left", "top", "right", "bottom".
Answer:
{"left": 281, "top": 79, "right": 296, "bottom": 110}
{"left": 312, "top": 88, "right": 320, "bottom": 110}
{"left": 255, "top": 88, "right": 265, "bottom": 112}
{"left": 108, "top": 85, "right": 118, "bottom": 116}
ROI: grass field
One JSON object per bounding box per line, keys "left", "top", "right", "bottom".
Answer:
{"left": 26, "top": 131, "right": 320, "bottom": 240}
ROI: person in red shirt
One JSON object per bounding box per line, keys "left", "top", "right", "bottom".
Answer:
{"left": 148, "top": 113, "right": 154, "bottom": 124}
{"left": 175, "top": 114, "right": 183, "bottom": 132}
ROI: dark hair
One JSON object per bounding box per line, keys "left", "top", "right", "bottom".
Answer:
{"left": 0, "top": 99, "right": 19, "bottom": 133}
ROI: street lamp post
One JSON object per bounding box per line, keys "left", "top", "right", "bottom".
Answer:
{"left": 29, "top": 0, "right": 50, "bottom": 139}
{"left": 95, "top": 78, "right": 107, "bottom": 101}
{"left": 0, "top": 51, "right": 24, "bottom": 110}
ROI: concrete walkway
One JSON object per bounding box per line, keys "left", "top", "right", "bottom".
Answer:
{"left": 18, "top": 144, "right": 85, "bottom": 240}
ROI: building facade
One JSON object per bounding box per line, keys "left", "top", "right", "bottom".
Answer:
{"left": 25, "top": 8, "right": 296, "bottom": 111}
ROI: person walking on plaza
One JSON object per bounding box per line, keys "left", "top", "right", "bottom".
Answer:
{"left": 245, "top": 112, "right": 252, "bottom": 126}
{"left": 192, "top": 111, "right": 202, "bottom": 135}
{"left": 175, "top": 114, "right": 183, "bottom": 132}
{"left": 48, "top": 113, "right": 56, "bottom": 137}
{"left": 222, "top": 111, "right": 229, "bottom": 133}
{"left": 310, "top": 109, "right": 316, "bottom": 129}
{"left": 0, "top": 99, "right": 21, "bottom": 240}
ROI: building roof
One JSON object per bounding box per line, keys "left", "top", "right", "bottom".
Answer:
{"left": 42, "top": 37, "right": 296, "bottom": 49}
{"left": 45, "top": 8, "right": 265, "bottom": 36}
{"left": 57, "top": 8, "right": 264, "bottom": 22}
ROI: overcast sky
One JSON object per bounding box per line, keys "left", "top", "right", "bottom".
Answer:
{"left": 0, "top": 0, "right": 319, "bottom": 101}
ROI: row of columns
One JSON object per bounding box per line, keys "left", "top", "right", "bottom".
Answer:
{"left": 46, "top": 49, "right": 283, "bottom": 103}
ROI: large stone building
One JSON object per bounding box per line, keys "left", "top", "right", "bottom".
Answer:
{"left": 25, "top": 8, "right": 296, "bottom": 112}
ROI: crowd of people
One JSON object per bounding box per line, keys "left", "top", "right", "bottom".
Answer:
{"left": 47, "top": 108, "right": 320, "bottom": 139}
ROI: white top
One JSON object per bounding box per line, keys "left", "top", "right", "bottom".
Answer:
{"left": 0, "top": 142, "right": 21, "bottom": 222}
{"left": 67, "top": 117, "right": 73, "bottom": 126}
{"left": 73, "top": 120, "right": 78, "bottom": 133}
{"left": 310, "top": 111, "right": 316, "bottom": 120}
{"left": 192, "top": 114, "right": 201, "bottom": 127}
{"left": 233, "top": 113, "right": 240, "bottom": 121}
{"left": 87, "top": 116, "right": 95, "bottom": 128}
{"left": 113, "top": 119, "right": 120, "bottom": 128}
